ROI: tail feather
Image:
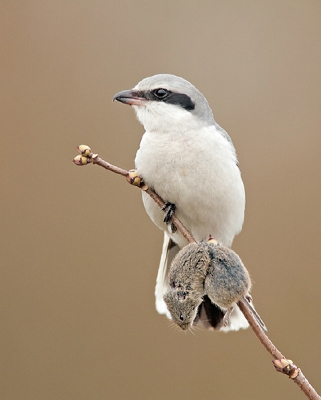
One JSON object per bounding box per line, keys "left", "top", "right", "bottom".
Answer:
{"left": 155, "top": 232, "right": 179, "bottom": 318}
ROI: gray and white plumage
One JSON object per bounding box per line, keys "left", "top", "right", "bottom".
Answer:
{"left": 114, "top": 74, "right": 247, "bottom": 331}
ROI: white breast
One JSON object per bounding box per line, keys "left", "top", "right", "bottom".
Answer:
{"left": 135, "top": 125, "right": 245, "bottom": 248}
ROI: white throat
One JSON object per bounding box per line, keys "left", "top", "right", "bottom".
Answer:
{"left": 133, "top": 103, "right": 210, "bottom": 134}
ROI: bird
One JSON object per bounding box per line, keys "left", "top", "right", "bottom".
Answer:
{"left": 113, "top": 74, "right": 247, "bottom": 331}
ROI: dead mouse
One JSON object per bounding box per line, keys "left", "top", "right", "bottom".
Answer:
{"left": 163, "top": 239, "right": 253, "bottom": 331}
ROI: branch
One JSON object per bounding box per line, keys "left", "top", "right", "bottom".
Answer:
{"left": 74, "top": 147, "right": 195, "bottom": 244}
{"left": 237, "top": 300, "right": 320, "bottom": 399}
{"left": 73, "top": 145, "right": 320, "bottom": 400}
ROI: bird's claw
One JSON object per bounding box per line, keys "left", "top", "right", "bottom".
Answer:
{"left": 162, "top": 202, "right": 176, "bottom": 224}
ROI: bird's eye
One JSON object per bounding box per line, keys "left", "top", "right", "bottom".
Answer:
{"left": 153, "top": 88, "right": 169, "bottom": 98}
{"left": 179, "top": 314, "right": 184, "bottom": 321}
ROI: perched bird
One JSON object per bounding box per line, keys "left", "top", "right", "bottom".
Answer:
{"left": 163, "top": 240, "right": 251, "bottom": 331}
{"left": 113, "top": 74, "right": 247, "bottom": 331}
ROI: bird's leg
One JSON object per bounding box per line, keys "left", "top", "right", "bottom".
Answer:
{"left": 162, "top": 202, "right": 176, "bottom": 223}
{"left": 161, "top": 202, "right": 177, "bottom": 233}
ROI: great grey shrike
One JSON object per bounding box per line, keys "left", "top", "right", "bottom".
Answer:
{"left": 113, "top": 74, "right": 248, "bottom": 331}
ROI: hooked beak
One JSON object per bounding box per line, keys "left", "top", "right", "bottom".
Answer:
{"left": 113, "top": 89, "right": 146, "bottom": 106}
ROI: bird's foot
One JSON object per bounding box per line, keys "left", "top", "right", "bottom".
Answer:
{"left": 162, "top": 202, "right": 176, "bottom": 224}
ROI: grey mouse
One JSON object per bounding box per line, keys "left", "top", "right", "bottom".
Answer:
{"left": 163, "top": 240, "right": 252, "bottom": 331}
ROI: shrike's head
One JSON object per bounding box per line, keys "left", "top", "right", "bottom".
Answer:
{"left": 113, "top": 74, "right": 215, "bottom": 133}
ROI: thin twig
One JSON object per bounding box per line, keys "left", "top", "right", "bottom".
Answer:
{"left": 73, "top": 147, "right": 320, "bottom": 400}
{"left": 238, "top": 300, "right": 320, "bottom": 399}
{"left": 89, "top": 153, "right": 195, "bottom": 244}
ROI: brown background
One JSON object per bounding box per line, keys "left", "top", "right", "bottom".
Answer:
{"left": 1, "top": 1, "right": 321, "bottom": 399}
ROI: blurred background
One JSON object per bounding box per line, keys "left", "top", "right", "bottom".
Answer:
{"left": 1, "top": 1, "right": 320, "bottom": 399}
